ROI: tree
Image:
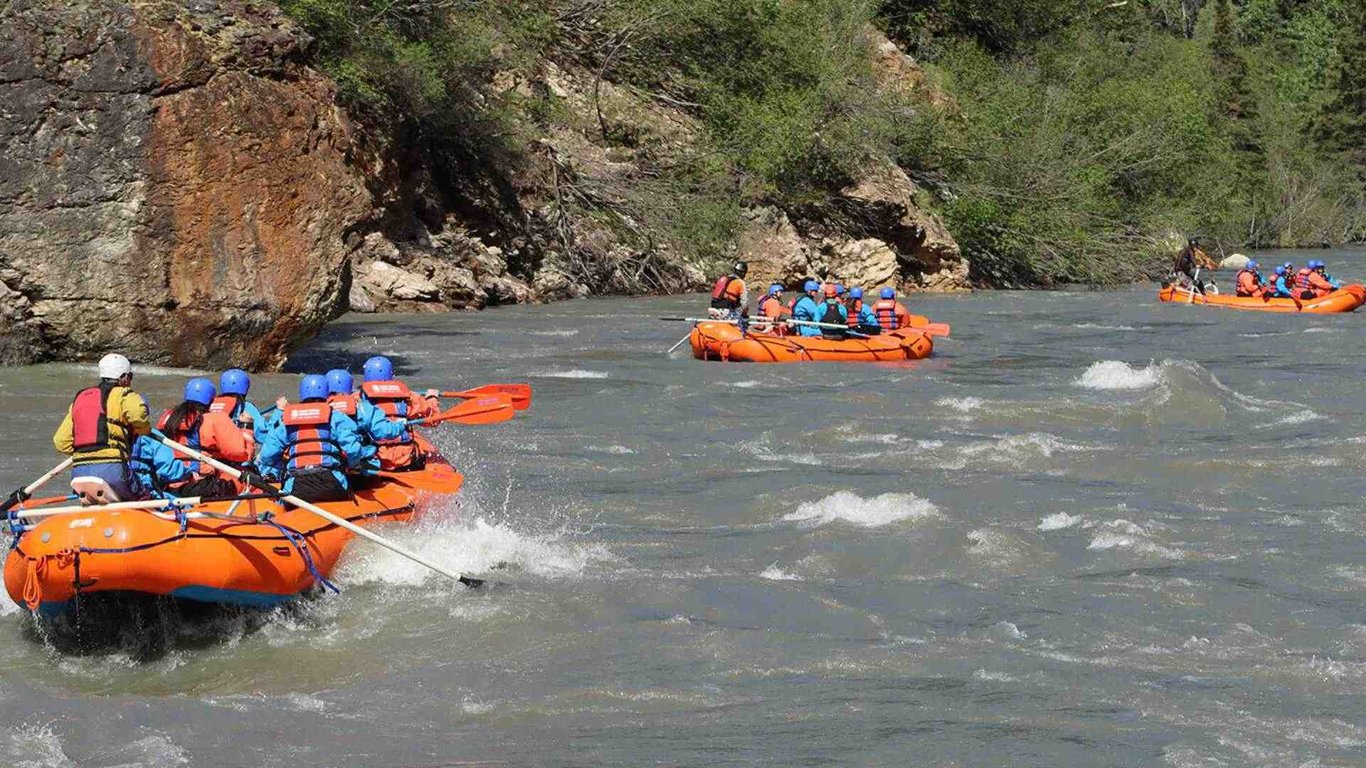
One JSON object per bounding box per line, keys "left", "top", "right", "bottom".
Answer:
{"left": 1314, "top": 0, "right": 1366, "bottom": 176}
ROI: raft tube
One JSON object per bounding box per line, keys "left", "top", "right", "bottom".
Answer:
{"left": 1158, "top": 283, "right": 1366, "bottom": 313}
{"left": 3, "top": 460, "right": 462, "bottom": 618}
{"left": 690, "top": 321, "right": 933, "bottom": 362}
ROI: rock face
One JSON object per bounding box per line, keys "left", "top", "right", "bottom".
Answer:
{"left": 0, "top": 0, "right": 369, "bottom": 368}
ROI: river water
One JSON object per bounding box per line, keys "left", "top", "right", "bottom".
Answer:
{"left": 2, "top": 247, "right": 1365, "bottom": 767}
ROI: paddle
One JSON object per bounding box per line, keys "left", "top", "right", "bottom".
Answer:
{"left": 11, "top": 495, "right": 207, "bottom": 521}
{"left": 665, "top": 331, "right": 693, "bottom": 354}
{"left": 413, "top": 395, "right": 514, "bottom": 427}
{"left": 1, "top": 457, "right": 74, "bottom": 515}
{"left": 440, "top": 384, "right": 532, "bottom": 411}
{"left": 154, "top": 431, "right": 484, "bottom": 588}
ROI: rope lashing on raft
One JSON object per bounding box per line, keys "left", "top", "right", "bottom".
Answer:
{"left": 263, "top": 518, "right": 339, "bottom": 595}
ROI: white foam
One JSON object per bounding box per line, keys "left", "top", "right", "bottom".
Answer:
{"left": 103, "top": 735, "right": 189, "bottom": 768}
{"left": 534, "top": 369, "right": 609, "bottom": 379}
{"left": 1074, "top": 323, "right": 1137, "bottom": 331}
{"left": 1272, "top": 411, "right": 1320, "bottom": 426}
{"left": 0, "top": 588, "right": 20, "bottom": 617}
{"left": 2, "top": 724, "right": 75, "bottom": 768}
{"left": 973, "top": 669, "right": 1017, "bottom": 682}
{"left": 336, "top": 514, "right": 615, "bottom": 587}
{"left": 525, "top": 329, "right": 579, "bottom": 337}
{"left": 991, "top": 621, "right": 1027, "bottom": 640}
{"left": 725, "top": 380, "right": 763, "bottom": 389}
{"left": 1302, "top": 327, "right": 1336, "bottom": 334}
{"left": 784, "top": 491, "right": 939, "bottom": 528}
{"left": 760, "top": 563, "right": 800, "bottom": 581}
{"left": 1087, "top": 520, "right": 1183, "bottom": 558}
{"left": 935, "top": 396, "right": 984, "bottom": 414}
{"left": 1038, "top": 512, "right": 1083, "bottom": 531}
{"left": 1074, "top": 360, "right": 1163, "bottom": 390}
{"left": 960, "top": 432, "right": 1083, "bottom": 462}
{"left": 587, "top": 444, "right": 635, "bottom": 455}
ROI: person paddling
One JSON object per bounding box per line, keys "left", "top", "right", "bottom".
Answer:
{"left": 257, "top": 375, "right": 374, "bottom": 502}
{"left": 209, "top": 368, "right": 269, "bottom": 446}
{"left": 845, "top": 287, "right": 880, "bottom": 334}
{"left": 1315, "top": 260, "right": 1342, "bottom": 291}
{"left": 708, "top": 261, "right": 749, "bottom": 320}
{"left": 1306, "top": 259, "right": 1338, "bottom": 297}
{"left": 52, "top": 353, "right": 151, "bottom": 502}
{"left": 1269, "top": 266, "right": 1296, "bottom": 298}
{"left": 817, "top": 284, "right": 849, "bottom": 338}
{"left": 325, "top": 368, "right": 406, "bottom": 446}
{"left": 1234, "top": 260, "right": 1265, "bottom": 297}
{"left": 155, "top": 378, "right": 254, "bottom": 498}
{"left": 872, "top": 287, "right": 912, "bottom": 330}
{"left": 754, "top": 284, "right": 791, "bottom": 334}
{"left": 359, "top": 356, "right": 440, "bottom": 471}
{"left": 790, "top": 280, "right": 823, "bottom": 337}
{"left": 1171, "top": 237, "right": 1215, "bottom": 294}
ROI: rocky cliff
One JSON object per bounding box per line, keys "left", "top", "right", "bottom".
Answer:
{"left": 0, "top": 1, "right": 968, "bottom": 369}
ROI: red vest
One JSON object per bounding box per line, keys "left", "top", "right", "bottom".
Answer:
{"left": 844, "top": 298, "right": 863, "bottom": 327}
{"left": 709, "top": 276, "right": 743, "bottom": 310}
{"left": 873, "top": 299, "right": 900, "bottom": 330}
{"left": 1295, "top": 268, "right": 1313, "bottom": 292}
{"left": 361, "top": 381, "right": 413, "bottom": 445}
{"left": 328, "top": 393, "right": 358, "bottom": 418}
{"left": 70, "top": 385, "right": 115, "bottom": 454}
{"left": 156, "top": 408, "right": 203, "bottom": 473}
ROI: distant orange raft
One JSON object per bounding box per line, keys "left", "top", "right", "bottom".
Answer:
{"left": 690, "top": 321, "right": 933, "bottom": 362}
{"left": 1158, "top": 284, "right": 1366, "bottom": 313}
{"left": 2, "top": 461, "right": 463, "bottom": 618}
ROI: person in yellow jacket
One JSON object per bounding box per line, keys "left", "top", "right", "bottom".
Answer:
{"left": 52, "top": 353, "right": 152, "bottom": 500}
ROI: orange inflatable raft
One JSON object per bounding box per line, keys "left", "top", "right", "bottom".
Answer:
{"left": 1158, "top": 283, "right": 1366, "bottom": 313}
{"left": 690, "top": 321, "right": 933, "bottom": 362}
{"left": 3, "top": 460, "right": 463, "bottom": 618}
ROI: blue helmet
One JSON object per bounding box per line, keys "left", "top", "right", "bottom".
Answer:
{"left": 184, "top": 377, "right": 216, "bottom": 406}
{"left": 880, "top": 287, "right": 895, "bottom": 300}
{"left": 219, "top": 368, "right": 250, "bottom": 396}
{"left": 1246, "top": 260, "right": 1258, "bottom": 270}
{"left": 768, "top": 283, "right": 784, "bottom": 296}
{"left": 325, "top": 368, "right": 354, "bottom": 395}
{"left": 362, "top": 355, "right": 393, "bottom": 382}
{"left": 1283, "top": 262, "right": 1293, "bottom": 270}
{"left": 299, "top": 374, "right": 329, "bottom": 402}
{"left": 835, "top": 284, "right": 846, "bottom": 296}
{"left": 1274, "top": 266, "right": 1286, "bottom": 276}
{"left": 1308, "top": 259, "right": 1322, "bottom": 270}
{"left": 803, "top": 280, "right": 820, "bottom": 293}
{"left": 850, "top": 287, "right": 864, "bottom": 299}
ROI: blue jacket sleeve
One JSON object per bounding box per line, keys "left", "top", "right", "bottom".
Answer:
{"left": 257, "top": 422, "right": 288, "bottom": 478}
{"left": 330, "top": 413, "right": 376, "bottom": 468}
{"left": 860, "top": 305, "right": 878, "bottom": 326}
{"left": 242, "top": 401, "right": 271, "bottom": 445}
{"left": 359, "top": 399, "right": 405, "bottom": 441}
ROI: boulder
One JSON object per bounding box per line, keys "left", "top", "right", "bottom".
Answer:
{"left": 839, "top": 163, "right": 969, "bottom": 292}
{"left": 1220, "top": 253, "right": 1251, "bottom": 270}
{"left": 824, "top": 239, "right": 900, "bottom": 290}
{"left": 737, "top": 207, "right": 816, "bottom": 288}
{"left": 0, "top": 0, "right": 371, "bottom": 369}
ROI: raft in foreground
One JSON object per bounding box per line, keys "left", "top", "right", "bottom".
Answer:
{"left": 3, "top": 461, "right": 463, "bottom": 618}
{"left": 1158, "top": 284, "right": 1366, "bottom": 313}
{"left": 690, "top": 321, "right": 933, "bottom": 362}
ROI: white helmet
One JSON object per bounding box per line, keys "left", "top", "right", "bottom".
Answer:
{"left": 97, "top": 353, "right": 132, "bottom": 380}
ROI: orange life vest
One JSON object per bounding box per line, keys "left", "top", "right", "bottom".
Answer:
{"left": 1234, "top": 269, "right": 1260, "bottom": 296}
{"left": 70, "top": 383, "right": 121, "bottom": 455}
{"left": 873, "top": 299, "right": 900, "bottom": 330}
{"left": 360, "top": 381, "right": 413, "bottom": 445}
{"left": 757, "top": 295, "right": 785, "bottom": 319}
{"left": 1295, "top": 268, "right": 1313, "bottom": 293}
{"left": 709, "top": 276, "right": 744, "bottom": 310}
{"left": 282, "top": 403, "right": 341, "bottom": 472}
{"left": 328, "top": 393, "right": 358, "bottom": 418}
{"left": 844, "top": 298, "right": 863, "bottom": 327}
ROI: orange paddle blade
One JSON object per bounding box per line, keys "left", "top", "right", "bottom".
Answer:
{"left": 440, "top": 384, "right": 532, "bottom": 411}
{"left": 919, "top": 323, "right": 951, "bottom": 337}
{"left": 375, "top": 464, "right": 465, "bottom": 494}
{"left": 423, "top": 394, "right": 515, "bottom": 426}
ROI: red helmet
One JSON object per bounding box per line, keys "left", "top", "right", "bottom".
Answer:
{"left": 823, "top": 284, "right": 838, "bottom": 298}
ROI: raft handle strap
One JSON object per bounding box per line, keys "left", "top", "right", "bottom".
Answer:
{"left": 264, "top": 519, "right": 339, "bottom": 595}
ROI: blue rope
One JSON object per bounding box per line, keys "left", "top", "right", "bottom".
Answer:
{"left": 6, "top": 507, "right": 27, "bottom": 551}
{"left": 264, "top": 519, "right": 340, "bottom": 595}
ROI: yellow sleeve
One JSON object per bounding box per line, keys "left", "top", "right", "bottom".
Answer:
{"left": 53, "top": 410, "right": 75, "bottom": 455}
{"left": 119, "top": 389, "right": 152, "bottom": 436}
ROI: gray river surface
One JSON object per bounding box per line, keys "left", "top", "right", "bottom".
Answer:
{"left": 2, "top": 247, "right": 1366, "bottom": 767}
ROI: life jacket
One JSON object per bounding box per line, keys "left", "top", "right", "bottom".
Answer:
{"left": 360, "top": 380, "right": 413, "bottom": 445}
{"left": 282, "top": 403, "right": 342, "bottom": 473}
{"left": 1234, "top": 269, "right": 1260, "bottom": 296}
{"left": 1295, "top": 268, "right": 1313, "bottom": 293}
{"left": 844, "top": 298, "right": 863, "bottom": 328}
{"left": 208, "top": 394, "right": 244, "bottom": 423}
{"left": 70, "top": 383, "right": 121, "bottom": 455}
{"left": 709, "top": 275, "right": 743, "bottom": 310}
{"left": 156, "top": 408, "right": 203, "bottom": 474}
{"left": 873, "top": 299, "right": 900, "bottom": 330}
{"left": 328, "top": 393, "right": 357, "bottom": 418}
{"left": 819, "top": 300, "right": 845, "bottom": 337}
{"left": 757, "top": 295, "right": 784, "bottom": 319}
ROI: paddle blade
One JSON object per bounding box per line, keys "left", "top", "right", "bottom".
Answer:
{"left": 376, "top": 464, "right": 465, "bottom": 494}
{"left": 425, "top": 394, "right": 515, "bottom": 426}
{"left": 919, "top": 323, "right": 951, "bottom": 338}
{"left": 441, "top": 384, "right": 532, "bottom": 411}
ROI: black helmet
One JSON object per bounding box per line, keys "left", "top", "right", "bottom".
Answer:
{"left": 733, "top": 261, "right": 748, "bottom": 277}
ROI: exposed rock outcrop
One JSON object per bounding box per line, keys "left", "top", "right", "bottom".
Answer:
{"left": 0, "top": 0, "right": 370, "bottom": 368}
